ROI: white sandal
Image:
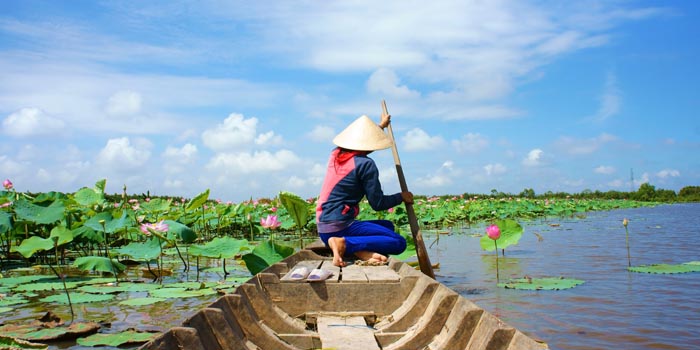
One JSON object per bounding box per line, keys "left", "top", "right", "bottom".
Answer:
{"left": 307, "top": 268, "right": 333, "bottom": 282}
{"left": 289, "top": 267, "right": 311, "bottom": 280}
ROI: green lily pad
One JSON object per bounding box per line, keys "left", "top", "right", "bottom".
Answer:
{"left": 0, "top": 306, "right": 13, "bottom": 313}
{"left": 628, "top": 263, "right": 700, "bottom": 274}
{"left": 189, "top": 236, "right": 250, "bottom": 259}
{"left": 0, "top": 322, "right": 100, "bottom": 342}
{"left": 119, "top": 297, "right": 166, "bottom": 306}
{"left": 78, "top": 282, "right": 160, "bottom": 294}
{"left": 149, "top": 287, "right": 217, "bottom": 299}
{"left": 480, "top": 219, "right": 523, "bottom": 252}
{"left": 72, "top": 256, "right": 126, "bottom": 274}
{"left": 0, "top": 275, "right": 55, "bottom": 288}
{"left": 0, "top": 335, "right": 47, "bottom": 349}
{"left": 0, "top": 294, "right": 29, "bottom": 307}
{"left": 498, "top": 276, "right": 584, "bottom": 290}
{"left": 39, "top": 292, "right": 114, "bottom": 304}
{"left": 241, "top": 239, "right": 294, "bottom": 275}
{"left": 14, "top": 281, "right": 81, "bottom": 292}
{"left": 76, "top": 330, "right": 156, "bottom": 347}
{"left": 11, "top": 236, "right": 55, "bottom": 259}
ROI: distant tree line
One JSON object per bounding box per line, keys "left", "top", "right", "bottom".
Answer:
{"left": 450, "top": 184, "right": 700, "bottom": 203}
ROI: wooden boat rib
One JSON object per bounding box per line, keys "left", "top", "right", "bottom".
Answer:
{"left": 140, "top": 249, "right": 547, "bottom": 350}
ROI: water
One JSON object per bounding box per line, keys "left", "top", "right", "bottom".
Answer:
{"left": 432, "top": 203, "right": 700, "bottom": 350}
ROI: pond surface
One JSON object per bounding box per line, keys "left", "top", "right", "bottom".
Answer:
{"left": 5, "top": 203, "right": 699, "bottom": 350}
{"left": 434, "top": 203, "right": 700, "bottom": 350}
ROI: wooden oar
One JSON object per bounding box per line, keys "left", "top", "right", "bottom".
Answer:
{"left": 381, "top": 100, "right": 435, "bottom": 279}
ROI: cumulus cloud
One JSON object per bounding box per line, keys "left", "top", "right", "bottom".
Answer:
{"left": 307, "top": 125, "right": 335, "bottom": 142}
{"left": 402, "top": 128, "right": 445, "bottom": 151}
{"left": 105, "top": 90, "right": 142, "bottom": 116}
{"left": 452, "top": 133, "right": 489, "bottom": 153}
{"left": 656, "top": 169, "right": 680, "bottom": 178}
{"left": 202, "top": 113, "right": 258, "bottom": 151}
{"left": 96, "top": 137, "right": 152, "bottom": 170}
{"left": 484, "top": 163, "right": 507, "bottom": 176}
{"left": 206, "top": 150, "right": 300, "bottom": 174}
{"left": 2, "top": 108, "right": 65, "bottom": 137}
{"left": 162, "top": 143, "right": 198, "bottom": 173}
{"left": 522, "top": 149, "right": 544, "bottom": 167}
{"left": 255, "top": 131, "right": 283, "bottom": 146}
{"left": 594, "top": 165, "right": 615, "bottom": 174}
{"left": 366, "top": 68, "right": 420, "bottom": 98}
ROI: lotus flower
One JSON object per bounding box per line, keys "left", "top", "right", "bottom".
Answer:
{"left": 260, "top": 214, "right": 281, "bottom": 230}
{"left": 140, "top": 220, "right": 170, "bottom": 236}
{"left": 486, "top": 224, "right": 501, "bottom": 282}
{"left": 486, "top": 224, "right": 501, "bottom": 240}
{"left": 3, "top": 179, "right": 12, "bottom": 190}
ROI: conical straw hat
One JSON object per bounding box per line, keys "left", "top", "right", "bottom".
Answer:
{"left": 333, "top": 115, "right": 393, "bottom": 151}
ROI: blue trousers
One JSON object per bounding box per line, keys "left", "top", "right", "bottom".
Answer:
{"left": 319, "top": 220, "right": 407, "bottom": 256}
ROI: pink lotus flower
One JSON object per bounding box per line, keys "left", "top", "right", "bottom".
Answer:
{"left": 387, "top": 207, "right": 394, "bottom": 213}
{"left": 486, "top": 224, "right": 501, "bottom": 240}
{"left": 2, "top": 179, "right": 12, "bottom": 190}
{"left": 260, "top": 214, "right": 281, "bottom": 230}
{"left": 140, "top": 220, "right": 169, "bottom": 236}
{"left": 270, "top": 207, "right": 277, "bottom": 213}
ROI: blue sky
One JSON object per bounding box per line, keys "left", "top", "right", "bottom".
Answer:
{"left": 1, "top": 1, "right": 698, "bottom": 202}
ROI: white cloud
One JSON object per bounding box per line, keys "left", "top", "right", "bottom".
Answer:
{"left": 587, "top": 72, "right": 621, "bottom": 122}
{"left": 307, "top": 125, "right": 335, "bottom": 143}
{"left": 96, "top": 137, "right": 152, "bottom": 170}
{"left": 452, "top": 133, "right": 489, "bottom": 153}
{"left": 162, "top": 143, "right": 198, "bottom": 173}
{"left": 402, "top": 128, "right": 445, "bottom": 151}
{"left": 484, "top": 163, "right": 507, "bottom": 176}
{"left": 522, "top": 149, "right": 544, "bottom": 167}
{"left": 594, "top": 165, "right": 616, "bottom": 174}
{"left": 2, "top": 108, "right": 65, "bottom": 137}
{"left": 201, "top": 113, "right": 258, "bottom": 151}
{"left": 255, "top": 131, "right": 283, "bottom": 146}
{"left": 105, "top": 90, "right": 142, "bottom": 116}
{"left": 366, "top": 68, "right": 420, "bottom": 99}
{"left": 206, "top": 150, "right": 300, "bottom": 174}
{"left": 656, "top": 169, "right": 680, "bottom": 178}
{"left": 554, "top": 133, "right": 617, "bottom": 155}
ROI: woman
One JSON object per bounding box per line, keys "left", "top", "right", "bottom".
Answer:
{"left": 316, "top": 113, "right": 413, "bottom": 267}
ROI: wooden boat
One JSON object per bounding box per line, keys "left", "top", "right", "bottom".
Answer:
{"left": 140, "top": 248, "right": 547, "bottom": 350}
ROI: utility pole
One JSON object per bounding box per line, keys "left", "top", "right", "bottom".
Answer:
{"left": 630, "top": 168, "right": 635, "bottom": 192}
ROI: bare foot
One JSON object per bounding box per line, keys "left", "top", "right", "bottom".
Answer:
{"left": 355, "top": 251, "right": 387, "bottom": 263}
{"left": 328, "top": 237, "right": 347, "bottom": 267}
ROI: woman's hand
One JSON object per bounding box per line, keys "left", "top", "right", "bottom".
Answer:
{"left": 401, "top": 191, "right": 414, "bottom": 204}
{"left": 379, "top": 113, "right": 391, "bottom": 129}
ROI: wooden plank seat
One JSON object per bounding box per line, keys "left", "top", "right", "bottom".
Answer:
{"left": 280, "top": 260, "right": 401, "bottom": 283}
{"left": 317, "top": 315, "right": 380, "bottom": 350}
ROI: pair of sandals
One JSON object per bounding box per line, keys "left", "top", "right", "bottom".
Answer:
{"left": 289, "top": 267, "right": 333, "bottom": 282}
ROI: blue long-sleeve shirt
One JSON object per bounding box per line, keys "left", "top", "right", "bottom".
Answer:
{"left": 316, "top": 148, "right": 402, "bottom": 233}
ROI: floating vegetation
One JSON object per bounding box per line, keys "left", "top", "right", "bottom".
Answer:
{"left": 76, "top": 329, "right": 157, "bottom": 347}
{"left": 628, "top": 262, "right": 700, "bottom": 274}
{"left": 498, "top": 276, "right": 585, "bottom": 290}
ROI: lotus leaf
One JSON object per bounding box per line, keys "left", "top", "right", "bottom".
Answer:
{"left": 77, "top": 330, "right": 156, "bottom": 346}
{"left": 391, "top": 232, "right": 417, "bottom": 261}
{"left": 11, "top": 236, "right": 55, "bottom": 259}
{"left": 149, "top": 287, "right": 217, "bottom": 299}
{"left": 498, "top": 276, "right": 584, "bottom": 290}
{"left": 0, "top": 275, "right": 55, "bottom": 288}
{"left": 0, "top": 210, "right": 11, "bottom": 233}
{"left": 0, "top": 321, "right": 100, "bottom": 341}
{"left": 49, "top": 225, "right": 73, "bottom": 246}
{"left": 0, "top": 335, "right": 47, "bottom": 349}
{"left": 119, "top": 297, "right": 166, "bottom": 306}
{"left": 0, "top": 294, "right": 28, "bottom": 307}
{"left": 72, "top": 256, "right": 126, "bottom": 275}
{"left": 0, "top": 307, "right": 13, "bottom": 314}
{"left": 241, "top": 239, "right": 294, "bottom": 275}
{"left": 139, "top": 198, "right": 171, "bottom": 212}
{"left": 83, "top": 211, "right": 128, "bottom": 233}
{"left": 78, "top": 282, "right": 160, "bottom": 294}
{"left": 186, "top": 189, "right": 209, "bottom": 211}
{"left": 40, "top": 292, "right": 114, "bottom": 304}
{"left": 628, "top": 263, "right": 700, "bottom": 274}
{"left": 114, "top": 238, "right": 164, "bottom": 261}
{"left": 12, "top": 199, "right": 65, "bottom": 224}
{"left": 73, "top": 187, "right": 105, "bottom": 206}
{"left": 480, "top": 219, "right": 524, "bottom": 251}
{"left": 163, "top": 220, "right": 197, "bottom": 243}
{"left": 279, "top": 191, "right": 310, "bottom": 229}
{"left": 189, "top": 236, "right": 250, "bottom": 259}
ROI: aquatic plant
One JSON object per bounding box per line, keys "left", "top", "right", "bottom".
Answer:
{"left": 623, "top": 218, "right": 631, "bottom": 267}
{"left": 486, "top": 224, "right": 501, "bottom": 281}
